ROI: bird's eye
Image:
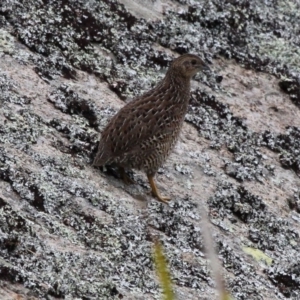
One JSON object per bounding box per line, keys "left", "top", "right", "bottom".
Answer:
{"left": 191, "top": 60, "right": 197, "bottom": 65}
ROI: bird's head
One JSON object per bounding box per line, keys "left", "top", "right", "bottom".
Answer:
{"left": 170, "top": 54, "right": 210, "bottom": 79}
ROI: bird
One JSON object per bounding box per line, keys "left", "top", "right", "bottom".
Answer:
{"left": 93, "top": 53, "right": 210, "bottom": 203}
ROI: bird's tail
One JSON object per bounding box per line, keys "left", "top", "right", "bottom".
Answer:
{"left": 92, "top": 142, "right": 110, "bottom": 167}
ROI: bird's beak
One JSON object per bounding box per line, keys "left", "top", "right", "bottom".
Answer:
{"left": 202, "top": 63, "right": 211, "bottom": 71}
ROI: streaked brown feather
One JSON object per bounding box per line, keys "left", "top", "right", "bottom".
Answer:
{"left": 94, "top": 85, "right": 188, "bottom": 169}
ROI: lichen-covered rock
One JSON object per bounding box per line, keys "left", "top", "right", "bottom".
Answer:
{"left": 0, "top": 0, "right": 300, "bottom": 299}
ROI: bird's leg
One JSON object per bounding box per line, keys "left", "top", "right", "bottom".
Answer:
{"left": 119, "top": 166, "right": 134, "bottom": 185}
{"left": 147, "top": 174, "right": 171, "bottom": 203}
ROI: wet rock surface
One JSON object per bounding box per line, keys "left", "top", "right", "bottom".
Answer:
{"left": 0, "top": 0, "right": 300, "bottom": 299}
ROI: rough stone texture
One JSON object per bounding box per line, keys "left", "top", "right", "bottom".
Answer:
{"left": 0, "top": 0, "right": 300, "bottom": 299}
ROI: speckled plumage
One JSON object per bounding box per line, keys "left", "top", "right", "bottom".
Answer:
{"left": 93, "top": 54, "right": 209, "bottom": 202}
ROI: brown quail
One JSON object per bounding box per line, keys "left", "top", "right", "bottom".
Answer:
{"left": 93, "top": 54, "right": 210, "bottom": 202}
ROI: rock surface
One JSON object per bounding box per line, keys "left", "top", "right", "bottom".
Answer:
{"left": 0, "top": 0, "right": 300, "bottom": 299}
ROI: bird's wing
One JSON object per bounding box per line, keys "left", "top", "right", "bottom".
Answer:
{"left": 93, "top": 91, "right": 179, "bottom": 166}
